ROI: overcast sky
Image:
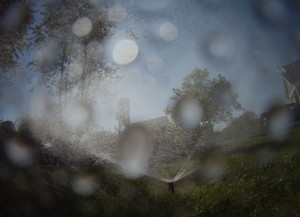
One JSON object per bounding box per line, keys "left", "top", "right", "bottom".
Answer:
{"left": 1, "top": 0, "right": 300, "bottom": 130}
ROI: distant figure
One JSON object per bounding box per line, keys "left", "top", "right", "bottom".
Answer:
{"left": 168, "top": 182, "right": 175, "bottom": 193}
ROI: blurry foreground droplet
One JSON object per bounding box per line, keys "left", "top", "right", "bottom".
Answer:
{"left": 4, "top": 140, "right": 34, "bottom": 168}
{"left": 68, "top": 63, "right": 83, "bottom": 80}
{"left": 72, "top": 175, "right": 97, "bottom": 197}
{"left": 2, "top": 2, "right": 30, "bottom": 32}
{"left": 29, "top": 90, "right": 54, "bottom": 117}
{"left": 112, "top": 39, "right": 139, "bottom": 65}
{"left": 159, "top": 22, "right": 178, "bottom": 41}
{"left": 108, "top": 5, "right": 127, "bottom": 23}
{"left": 267, "top": 109, "right": 292, "bottom": 140}
{"left": 201, "top": 154, "right": 225, "bottom": 180}
{"left": 252, "top": 0, "right": 290, "bottom": 27}
{"left": 72, "top": 17, "right": 92, "bottom": 37}
{"left": 147, "top": 56, "right": 164, "bottom": 73}
{"left": 63, "top": 102, "right": 92, "bottom": 128}
{"left": 177, "top": 97, "right": 203, "bottom": 129}
{"left": 120, "top": 126, "right": 151, "bottom": 178}
{"left": 203, "top": 33, "right": 234, "bottom": 62}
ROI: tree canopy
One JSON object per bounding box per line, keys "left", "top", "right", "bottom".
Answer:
{"left": 0, "top": 0, "right": 34, "bottom": 86}
{"left": 166, "top": 68, "right": 242, "bottom": 128}
{"left": 29, "top": 0, "right": 115, "bottom": 110}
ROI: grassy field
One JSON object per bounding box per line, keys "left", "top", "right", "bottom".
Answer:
{"left": 0, "top": 128, "right": 300, "bottom": 216}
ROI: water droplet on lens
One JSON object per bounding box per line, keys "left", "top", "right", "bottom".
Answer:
{"left": 108, "top": 5, "right": 127, "bottom": 23}
{"left": 147, "top": 56, "right": 165, "bottom": 73}
{"left": 72, "top": 17, "right": 92, "bottom": 37}
{"left": 112, "top": 39, "right": 139, "bottom": 65}
{"left": 252, "top": 0, "right": 290, "bottom": 27}
{"left": 176, "top": 97, "right": 203, "bottom": 129}
{"left": 159, "top": 22, "right": 178, "bottom": 41}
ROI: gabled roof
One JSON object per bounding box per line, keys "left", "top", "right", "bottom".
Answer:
{"left": 281, "top": 59, "right": 300, "bottom": 85}
{"left": 132, "top": 116, "right": 170, "bottom": 131}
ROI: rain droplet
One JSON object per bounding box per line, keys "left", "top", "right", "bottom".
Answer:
{"left": 68, "top": 63, "right": 83, "bottom": 80}
{"left": 63, "top": 102, "right": 92, "bottom": 128}
{"left": 72, "top": 17, "right": 92, "bottom": 37}
{"left": 120, "top": 126, "right": 151, "bottom": 178}
{"left": 159, "top": 22, "right": 178, "bottom": 41}
{"left": 4, "top": 140, "right": 34, "bottom": 168}
{"left": 108, "top": 5, "right": 127, "bottom": 23}
{"left": 252, "top": 0, "right": 290, "bottom": 27}
{"left": 72, "top": 175, "right": 97, "bottom": 197}
{"left": 177, "top": 97, "right": 203, "bottom": 129}
{"left": 147, "top": 56, "right": 165, "bottom": 73}
{"left": 112, "top": 39, "right": 139, "bottom": 65}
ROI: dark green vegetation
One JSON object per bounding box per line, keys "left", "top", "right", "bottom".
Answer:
{"left": 0, "top": 120, "right": 300, "bottom": 217}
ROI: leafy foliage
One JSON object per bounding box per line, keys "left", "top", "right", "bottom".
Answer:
{"left": 0, "top": 0, "right": 34, "bottom": 86}
{"left": 1, "top": 120, "right": 300, "bottom": 216}
{"left": 166, "top": 68, "right": 242, "bottom": 126}
{"left": 28, "top": 0, "right": 115, "bottom": 109}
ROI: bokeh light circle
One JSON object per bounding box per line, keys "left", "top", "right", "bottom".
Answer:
{"left": 159, "top": 22, "right": 178, "bottom": 41}
{"left": 112, "top": 39, "right": 139, "bottom": 65}
{"left": 147, "top": 56, "right": 165, "bottom": 73}
{"left": 72, "top": 17, "right": 92, "bottom": 37}
{"left": 108, "top": 5, "right": 127, "bottom": 23}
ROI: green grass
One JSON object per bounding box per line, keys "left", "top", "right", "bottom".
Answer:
{"left": 1, "top": 131, "right": 300, "bottom": 216}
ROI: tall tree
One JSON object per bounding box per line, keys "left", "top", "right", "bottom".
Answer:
{"left": 166, "top": 68, "right": 242, "bottom": 146}
{"left": 0, "top": 0, "right": 34, "bottom": 87}
{"left": 29, "top": 0, "right": 114, "bottom": 111}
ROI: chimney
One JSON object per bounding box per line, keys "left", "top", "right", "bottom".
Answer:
{"left": 117, "top": 98, "right": 130, "bottom": 135}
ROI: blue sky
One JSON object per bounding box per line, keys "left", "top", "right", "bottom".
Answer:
{"left": 1, "top": 0, "right": 300, "bottom": 130}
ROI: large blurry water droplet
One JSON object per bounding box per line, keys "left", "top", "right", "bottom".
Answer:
{"left": 120, "top": 126, "right": 151, "bottom": 178}
{"left": 108, "top": 5, "right": 127, "bottom": 23}
{"left": 202, "top": 154, "right": 225, "bottom": 180}
{"left": 29, "top": 91, "right": 54, "bottom": 117}
{"left": 2, "top": 2, "right": 32, "bottom": 33}
{"left": 205, "top": 33, "right": 233, "bottom": 61}
{"left": 177, "top": 98, "right": 203, "bottom": 129}
{"left": 72, "top": 17, "right": 92, "bottom": 37}
{"left": 35, "top": 42, "right": 59, "bottom": 72}
{"left": 72, "top": 175, "right": 97, "bottom": 197}
{"left": 147, "top": 56, "right": 164, "bottom": 73}
{"left": 112, "top": 39, "right": 139, "bottom": 65}
{"left": 63, "top": 102, "right": 92, "bottom": 129}
{"left": 159, "top": 22, "right": 178, "bottom": 41}
{"left": 68, "top": 63, "right": 83, "bottom": 80}
{"left": 4, "top": 140, "right": 34, "bottom": 168}
{"left": 267, "top": 109, "right": 292, "bottom": 140}
{"left": 252, "top": 0, "right": 290, "bottom": 27}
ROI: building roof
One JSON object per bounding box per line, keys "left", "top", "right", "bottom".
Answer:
{"left": 281, "top": 59, "right": 300, "bottom": 85}
{"left": 132, "top": 116, "right": 170, "bottom": 132}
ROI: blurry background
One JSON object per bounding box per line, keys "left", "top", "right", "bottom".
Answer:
{"left": 1, "top": 0, "right": 300, "bottom": 217}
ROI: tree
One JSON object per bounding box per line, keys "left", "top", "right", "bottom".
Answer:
{"left": 166, "top": 68, "right": 242, "bottom": 146}
{"left": 29, "top": 0, "right": 115, "bottom": 111}
{"left": 0, "top": 0, "right": 34, "bottom": 87}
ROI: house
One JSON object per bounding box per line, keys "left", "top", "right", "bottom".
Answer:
{"left": 132, "top": 116, "right": 170, "bottom": 133}
{"left": 281, "top": 59, "right": 300, "bottom": 103}
{"left": 116, "top": 98, "right": 170, "bottom": 134}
